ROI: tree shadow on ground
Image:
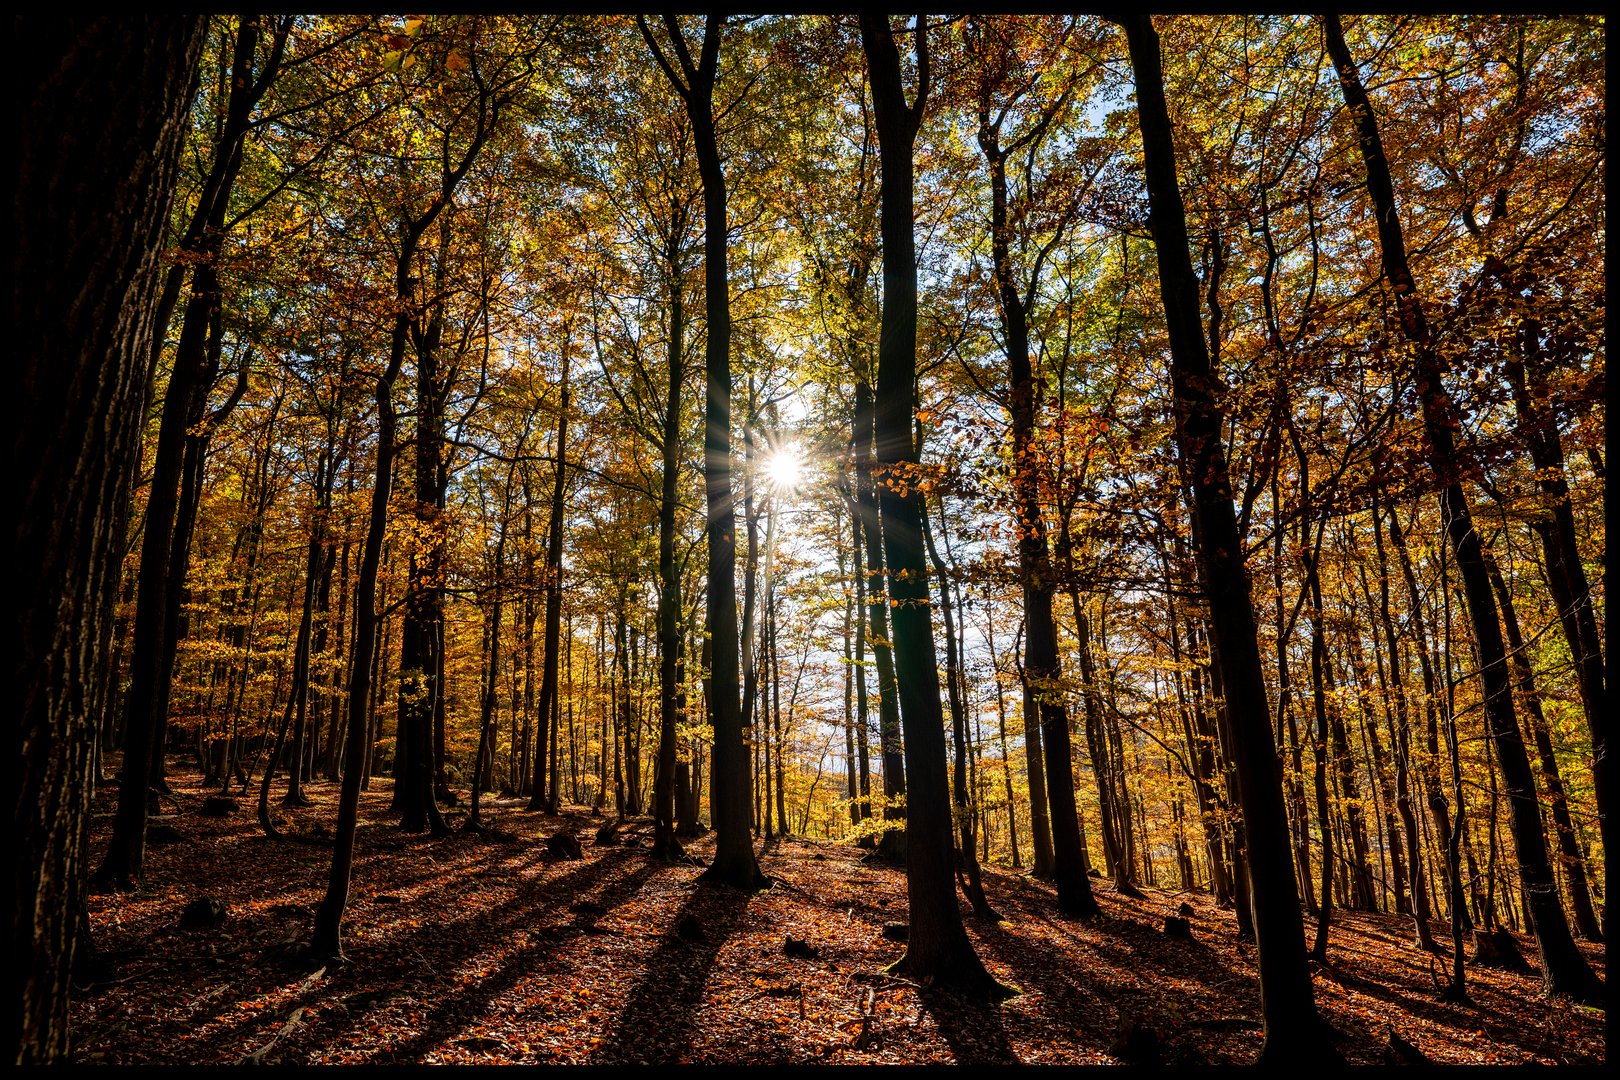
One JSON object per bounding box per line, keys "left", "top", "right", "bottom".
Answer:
{"left": 590, "top": 880, "right": 752, "bottom": 1065}
{"left": 353, "top": 851, "right": 666, "bottom": 1064}
{"left": 917, "top": 984, "right": 1021, "bottom": 1065}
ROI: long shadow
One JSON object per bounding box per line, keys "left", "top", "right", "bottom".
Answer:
{"left": 917, "top": 985, "right": 1021, "bottom": 1065}
{"left": 589, "top": 881, "right": 752, "bottom": 1065}
{"left": 1317, "top": 960, "right": 1582, "bottom": 1062}
{"left": 356, "top": 856, "right": 668, "bottom": 1065}
{"left": 200, "top": 845, "right": 655, "bottom": 1061}
{"left": 962, "top": 880, "right": 1270, "bottom": 1064}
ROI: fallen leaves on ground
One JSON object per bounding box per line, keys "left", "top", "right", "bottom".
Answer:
{"left": 71, "top": 768, "right": 1606, "bottom": 1066}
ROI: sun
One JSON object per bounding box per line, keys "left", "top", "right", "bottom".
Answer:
{"left": 763, "top": 443, "right": 806, "bottom": 494}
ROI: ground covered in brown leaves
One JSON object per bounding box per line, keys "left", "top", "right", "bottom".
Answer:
{"left": 71, "top": 764, "right": 1606, "bottom": 1066}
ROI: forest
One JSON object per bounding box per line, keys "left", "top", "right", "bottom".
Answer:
{"left": 11, "top": 12, "right": 1605, "bottom": 1066}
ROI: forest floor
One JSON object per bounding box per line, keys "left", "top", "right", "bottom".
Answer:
{"left": 71, "top": 760, "right": 1606, "bottom": 1066}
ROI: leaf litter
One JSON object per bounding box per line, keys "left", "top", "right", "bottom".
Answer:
{"left": 72, "top": 768, "right": 1605, "bottom": 1065}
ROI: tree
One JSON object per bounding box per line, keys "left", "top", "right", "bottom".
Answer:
{"left": 640, "top": 14, "right": 765, "bottom": 890}
{"left": 1322, "top": 12, "right": 1603, "bottom": 1005}
{"left": 965, "top": 14, "right": 1101, "bottom": 917}
{"left": 860, "top": 13, "right": 1004, "bottom": 997}
{"left": 11, "top": 14, "right": 206, "bottom": 1062}
{"left": 95, "top": 13, "right": 293, "bottom": 892}
{"left": 311, "top": 15, "right": 529, "bottom": 961}
{"left": 1117, "top": 13, "right": 1333, "bottom": 1062}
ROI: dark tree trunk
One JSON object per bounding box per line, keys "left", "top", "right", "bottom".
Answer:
{"left": 1387, "top": 503, "right": 1470, "bottom": 943}
{"left": 283, "top": 455, "right": 337, "bottom": 808}
{"left": 849, "top": 501, "right": 875, "bottom": 836}
{"left": 980, "top": 117, "right": 1097, "bottom": 918}
{"left": 1485, "top": 554, "right": 1602, "bottom": 941}
{"left": 96, "top": 13, "right": 285, "bottom": 891}
{"left": 922, "top": 494, "right": 998, "bottom": 920}
{"left": 1161, "top": 551, "right": 1233, "bottom": 904}
{"left": 11, "top": 15, "right": 204, "bottom": 1060}
{"left": 855, "top": 380, "right": 907, "bottom": 859}
{"left": 312, "top": 324, "right": 406, "bottom": 964}
{"left": 982, "top": 615, "right": 1021, "bottom": 868}
{"left": 1502, "top": 316, "right": 1609, "bottom": 874}
{"left": 311, "top": 67, "right": 500, "bottom": 957}
{"left": 1367, "top": 501, "right": 1437, "bottom": 949}
{"left": 401, "top": 212, "right": 461, "bottom": 833}
{"left": 528, "top": 342, "right": 571, "bottom": 813}
{"left": 467, "top": 491, "right": 510, "bottom": 831}
{"left": 1307, "top": 578, "right": 1334, "bottom": 963}
{"left": 1077, "top": 606, "right": 1138, "bottom": 898}
{"left": 861, "top": 13, "right": 1002, "bottom": 996}
{"left": 1120, "top": 14, "right": 1328, "bottom": 1060}
{"left": 640, "top": 13, "right": 762, "bottom": 889}
{"left": 839, "top": 521, "right": 860, "bottom": 830}
{"left": 1324, "top": 13, "right": 1602, "bottom": 1004}
{"left": 652, "top": 257, "right": 687, "bottom": 859}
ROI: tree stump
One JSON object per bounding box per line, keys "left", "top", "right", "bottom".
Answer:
{"left": 179, "top": 896, "right": 228, "bottom": 928}
{"left": 200, "top": 796, "right": 238, "bottom": 817}
{"left": 784, "top": 935, "right": 818, "bottom": 959}
{"left": 1109, "top": 1016, "right": 1162, "bottom": 1064}
{"left": 546, "top": 832, "right": 583, "bottom": 860}
{"left": 1471, "top": 927, "right": 1532, "bottom": 973}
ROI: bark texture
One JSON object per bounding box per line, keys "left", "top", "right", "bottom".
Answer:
{"left": 11, "top": 15, "right": 206, "bottom": 1062}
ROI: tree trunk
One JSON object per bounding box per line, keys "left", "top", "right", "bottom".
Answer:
{"left": 855, "top": 380, "right": 907, "bottom": 859}
{"left": 1367, "top": 502, "right": 1437, "bottom": 947}
{"left": 1120, "top": 14, "right": 1328, "bottom": 1059}
{"left": 861, "top": 13, "right": 1002, "bottom": 996}
{"left": 1077, "top": 605, "right": 1138, "bottom": 897}
{"left": 1324, "top": 13, "right": 1602, "bottom": 1003}
{"left": 96, "top": 13, "right": 283, "bottom": 891}
{"left": 641, "top": 14, "right": 762, "bottom": 888}
{"left": 1502, "top": 315, "right": 1609, "bottom": 878}
{"left": 528, "top": 341, "right": 571, "bottom": 813}
{"left": 982, "top": 615, "right": 1022, "bottom": 868}
{"left": 652, "top": 257, "right": 686, "bottom": 858}
{"left": 923, "top": 494, "right": 998, "bottom": 919}
{"left": 1485, "top": 554, "right": 1602, "bottom": 941}
{"left": 11, "top": 15, "right": 204, "bottom": 1060}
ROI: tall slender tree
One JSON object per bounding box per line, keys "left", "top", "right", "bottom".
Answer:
{"left": 1323, "top": 12, "right": 1602, "bottom": 1004}
{"left": 1117, "top": 14, "right": 1332, "bottom": 1061}
{"left": 861, "top": 13, "right": 1003, "bottom": 995}
{"left": 640, "top": 14, "right": 764, "bottom": 889}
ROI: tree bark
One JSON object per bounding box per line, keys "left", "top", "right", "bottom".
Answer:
{"left": 854, "top": 380, "right": 908, "bottom": 858}
{"left": 923, "top": 493, "right": 998, "bottom": 919}
{"left": 11, "top": 15, "right": 204, "bottom": 1060}
{"left": 861, "top": 13, "right": 1003, "bottom": 996}
{"left": 527, "top": 341, "right": 571, "bottom": 813}
{"left": 1502, "top": 313, "right": 1608, "bottom": 871}
{"left": 1324, "top": 12, "right": 1602, "bottom": 1003}
{"left": 1120, "top": 14, "right": 1329, "bottom": 1059}
{"left": 1485, "top": 553, "right": 1602, "bottom": 941}
{"left": 652, "top": 247, "right": 687, "bottom": 858}
{"left": 641, "top": 13, "right": 762, "bottom": 889}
